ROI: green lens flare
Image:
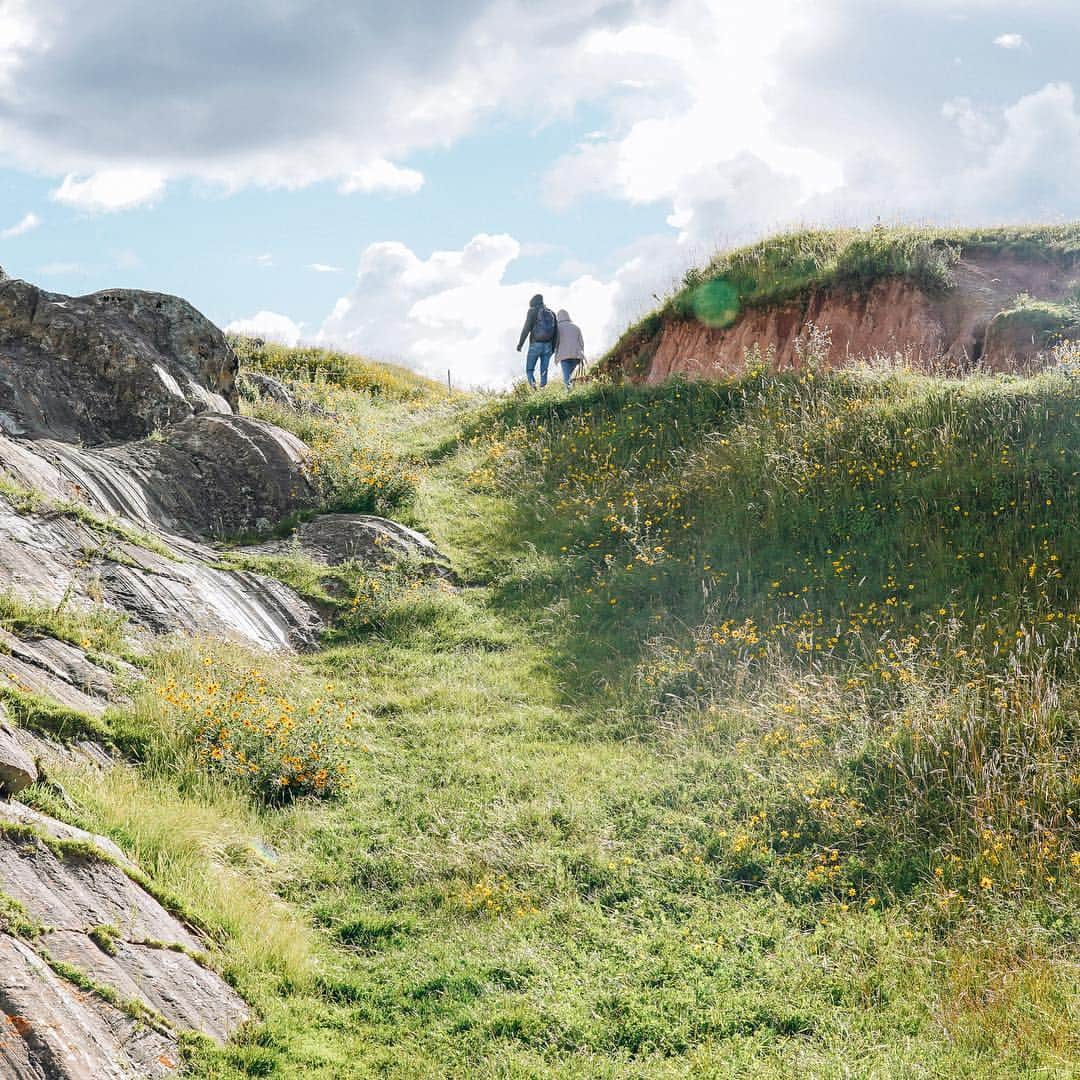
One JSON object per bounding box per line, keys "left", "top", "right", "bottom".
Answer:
{"left": 691, "top": 279, "right": 740, "bottom": 329}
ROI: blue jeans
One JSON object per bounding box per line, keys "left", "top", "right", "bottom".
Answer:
{"left": 560, "top": 359, "right": 580, "bottom": 388}
{"left": 526, "top": 341, "right": 553, "bottom": 387}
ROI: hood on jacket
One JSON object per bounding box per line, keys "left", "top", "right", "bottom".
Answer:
{"left": 529, "top": 293, "right": 544, "bottom": 308}
{"left": 557, "top": 309, "right": 571, "bottom": 322}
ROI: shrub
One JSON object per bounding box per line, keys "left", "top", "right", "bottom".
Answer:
{"left": 155, "top": 654, "right": 359, "bottom": 802}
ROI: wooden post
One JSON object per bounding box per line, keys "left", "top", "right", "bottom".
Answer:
{"left": 447, "top": 369, "right": 452, "bottom": 393}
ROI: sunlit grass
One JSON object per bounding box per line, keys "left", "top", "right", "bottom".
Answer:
{"left": 9, "top": 354, "right": 1080, "bottom": 1075}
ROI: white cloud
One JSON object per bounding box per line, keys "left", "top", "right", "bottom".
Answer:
{"left": 543, "top": 0, "right": 842, "bottom": 244}
{"left": 1, "top": 211, "right": 40, "bottom": 238}
{"left": 993, "top": 33, "right": 1026, "bottom": 49}
{"left": 308, "top": 263, "right": 343, "bottom": 273}
{"left": 225, "top": 311, "right": 303, "bottom": 347}
{"left": 941, "top": 97, "right": 998, "bottom": 146}
{"left": 0, "top": 1, "right": 661, "bottom": 207}
{"left": 318, "top": 234, "right": 622, "bottom": 388}
{"left": 338, "top": 160, "right": 425, "bottom": 195}
{"left": 51, "top": 169, "right": 165, "bottom": 212}
{"left": 955, "top": 82, "right": 1080, "bottom": 221}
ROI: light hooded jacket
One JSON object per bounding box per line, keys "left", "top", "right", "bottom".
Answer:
{"left": 553, "top": 310, "right": 585, "bottom": 365}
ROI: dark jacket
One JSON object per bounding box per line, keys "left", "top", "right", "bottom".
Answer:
{"left": 517, "top": 295, "right": 559, "bottom": 351}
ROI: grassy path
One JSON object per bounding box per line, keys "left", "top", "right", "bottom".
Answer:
{"left": 43, "top": 365, "right": 1078, "bottom": 1078}
{"left": 180, "top": 456, "right": 1075, "bottom": 1077}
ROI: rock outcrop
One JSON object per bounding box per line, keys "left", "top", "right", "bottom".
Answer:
{"left": 0, "top": 628, "right": 128, "bottom": 718}
{"left": 0, "top": 719, "right": 37, "bottom": 796}
{"left": 246, "top": 513, "right": 453, "bottom": 576}
{"left": 0, "top": 485, "right": 322, "bottom": 653}
{"left": 0, "top": 803, "right": 249, "bottom": 1077}
{"left": 0, "top": 274, "right": 325, "bottom": 652}
{"left": 28, "top": 415, "right": 319, "bottom": 541}
{"left": 0, "top": 279, "right": 238, "bottom": 445}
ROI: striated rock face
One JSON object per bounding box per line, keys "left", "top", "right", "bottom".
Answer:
{"left": 245, "top": 513, "right": 453, "bottom": 576}
{"left": 0, "top": 489, "right": 321, "bottom": 652}
{"left": 0, "top": 935, "right": 179, "bottom": 1078}
{"left": 0, "top": 272, "right": 325, "bottom": 652}
{"left": 27, "top": 415, "right": 319, "bottom": 542}
{"left": 0, "top": 279, "right": 239, "bottom": 445}
{"left": 0, "top": 804, "right": 249, "bottom": 1077}
{"left": 617, "top": 254, "right": 1080, "bottom": 383}
{"left": 0, "top": 628, "right": 126, "bottom": 718}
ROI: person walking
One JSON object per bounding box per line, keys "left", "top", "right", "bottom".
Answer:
{"left": 516, "top": 294, "right": 558, "bottom": 388}
{"left": 553, "top": 308, "right": 585, "bottom": 389}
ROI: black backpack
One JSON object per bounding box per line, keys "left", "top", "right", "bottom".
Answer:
{"left": 533, "top": 306, "right": 556, "bottom": 343}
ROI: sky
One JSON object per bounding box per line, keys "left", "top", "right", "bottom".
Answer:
{"left": 1, "top": 0, "right": 1079, "bottom": 387}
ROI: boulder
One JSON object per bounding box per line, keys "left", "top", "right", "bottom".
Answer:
{"left": 36, "top": 413, "right": 321, "bottom": 541}
{"left": 0, "top": 277, "right": 238, "bottom": 445}
{"left": 244, "top": 513, "right": 454, "bottom": 576}
{"left": 0, "top": 713, "right": 37, "bottom": 796}
{"left": 237, "top": 371, "right": 302, "bottom": 411}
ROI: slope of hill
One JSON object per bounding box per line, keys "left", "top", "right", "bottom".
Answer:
{"left": 601, "top": 225, "right": 1080, "bottom": 382}
{"left": 1, "top": 287, "right": 1078, "bottom": 1075}
{"left": 150, "top": 349, "right": 1080, "bottom": 1074}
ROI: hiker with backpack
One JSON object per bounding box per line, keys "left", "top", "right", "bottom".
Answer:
{"left": 553, "top": 309, "right": 585, "bottom": 389}
{"left": 517, "top": 294, "right": 558, "bottom": 388}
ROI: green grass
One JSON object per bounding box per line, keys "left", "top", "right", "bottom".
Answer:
{"left": 11, "top": 355, "right": 1080, "bottom": 1076}
{"left": 602, "top": 222, "right": 1080, "bottom": 375}
{"left": 229, "top": 336, "right": 447, "bottom": 402}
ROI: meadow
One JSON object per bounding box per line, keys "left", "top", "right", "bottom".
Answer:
{"left": 6, "top": 341, "right": 1080, "bottom": 1077}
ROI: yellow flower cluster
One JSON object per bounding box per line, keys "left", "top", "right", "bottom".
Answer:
{"left": 157, "top": 660, "right": 358, "bottom": 801}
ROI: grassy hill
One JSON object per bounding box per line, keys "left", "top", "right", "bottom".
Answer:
{"left": 10, "top": 342, "right": 1080, "bottom": 1076}
{"left": 602, "top": 224, "right": 1080, "bottom": 378}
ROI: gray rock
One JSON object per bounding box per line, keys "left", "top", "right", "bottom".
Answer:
{"left": 0, "top": 630, "right": 116, "bottom": 718}
{"left": 0, "top": 717, "right": 37, "bottom": 796}
{"left": 0, "top": 809, "right": 249, "bottom": 1076}
{"left": 0, "top": 934, "right": 179, "bottom": 1079}
{"left": 0, "top": 630, "right": 124, "bottom": 699}
{"left": 0, "top": 802, "right": 134, "bottom": 872}
{"left": 0, "top": 277, "right": 238, "bottom": 446}
{"left": 9, "top": 728, "right": 115, "bottom": 772}
{"left": 11, "top": 414, "right": 317, "bottom": 542}
{"left": 237, "top": 371, "right": 302, "bottom": 411}
{"left": 237, "top": 371, "right": 332, "bottom": 418}
{"left": 42, "top": 932, "right": 247, "bottom": 1043}
{"left": 246, "top": 513, "right": 453, "bottom": 576}
{"left": 90, "top": 414, "right": 320, "bottom": 541}
{"left": 0, "top": 458, "right": 322, "bottom": 654}
{"left": 0, "top": 834, "right": 201, "bottom": 950}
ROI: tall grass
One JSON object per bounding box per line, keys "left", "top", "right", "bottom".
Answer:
{"left": 462, "top": 367, "right": 1080, "bottom": 920}
{"left": 229, "top": 336, "right": 445, "bottom": 402}
{"left": 9, "top": 353, "right": 1080, "bottom": 1075}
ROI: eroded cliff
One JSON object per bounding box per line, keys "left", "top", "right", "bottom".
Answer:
{"left": 602, "top": 232, "right": 1080, "bottom": 382}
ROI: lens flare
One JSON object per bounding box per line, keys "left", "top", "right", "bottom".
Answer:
{"left": 691, "top": 279, "right": 741, "bottom": 329}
